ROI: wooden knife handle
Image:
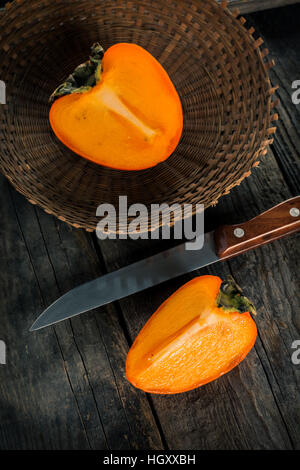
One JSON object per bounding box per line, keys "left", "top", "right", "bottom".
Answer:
{"left": 214, "top": 196, "right": 300, "bottom": 259}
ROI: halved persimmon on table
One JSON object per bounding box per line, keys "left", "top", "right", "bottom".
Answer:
{"left": 126, "top": 275, "right": 257, "bottom": 394}
{"left": 49, "top": 43, "right": 183, "bottom": 170}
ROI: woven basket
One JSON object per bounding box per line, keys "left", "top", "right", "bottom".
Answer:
{"left": 0, "top": 0, "right": 278, "bottom": 233}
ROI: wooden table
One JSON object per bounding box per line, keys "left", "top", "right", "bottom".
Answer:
{"left": 0, "top": 2, "right": 299, "bottom": 450}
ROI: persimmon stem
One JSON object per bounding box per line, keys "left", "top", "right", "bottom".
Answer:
{"left": 217, "top": 276, "right": 257, "bottom": 315}
{"left": 49, "top": 43, "right": 104, "bottom": 103}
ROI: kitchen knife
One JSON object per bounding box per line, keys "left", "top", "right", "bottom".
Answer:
{"left": 30, "top": 196, "right": 300, "bottom": 331}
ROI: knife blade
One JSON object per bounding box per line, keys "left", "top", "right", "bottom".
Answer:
{"left": 30, "top": 231, "right": 218, "bottom": 331}
{"left": 30, "top": 196, "right": 300, "bottom": 331}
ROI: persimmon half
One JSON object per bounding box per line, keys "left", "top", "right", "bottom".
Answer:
{"left": 49, "top": 43, "right": 183, "bottom": 170}
{"left": 126, "top": 275, "right": 257, "bottom": 394}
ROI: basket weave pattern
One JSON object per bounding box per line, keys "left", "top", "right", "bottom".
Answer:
{"left": 0, "top": 0, "right": 277, "bottom": 232}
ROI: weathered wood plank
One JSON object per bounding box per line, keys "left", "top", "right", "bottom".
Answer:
{"left": 209, "top": 148, "right": 300, "bottom": 448}
{"left": 94, "top": 4, "right": 300, "bottom": 442}
{"left": 97, "top": 146, "right": 299, "bottom": 449}
{"left": 0, "top": 177, "right": 163, "bottom": 450}
{"left": 245, "top": 5, "right": 300, "bottom": 196}
{"left": 32, "top": 206, "right": 164, "bottom": 450}
{"left": 0, "top": 176, "right": 92, "bottom": 450}
{"left": 0, "top": 0, "right": 299, "bottom": 452}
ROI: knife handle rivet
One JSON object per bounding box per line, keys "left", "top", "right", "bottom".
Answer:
{"left": 290, "top": 207, "right": 300, "bottom": 217}
{"left": 234, "top": 228, "right": 245, "bottom": 238}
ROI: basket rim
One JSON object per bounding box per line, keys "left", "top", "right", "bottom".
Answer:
{"left": 0, "top": 0, "right": 278, "bottom": 233}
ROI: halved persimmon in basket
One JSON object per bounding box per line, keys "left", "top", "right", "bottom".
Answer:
{"left": 49, "top": 43, "right": 183, "bottom": 170}
{"left": 126, "top": 275, "right": 257, "bottom": 394}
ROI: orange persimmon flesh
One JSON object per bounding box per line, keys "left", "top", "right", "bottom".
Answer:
{"left": 49, "top": 43, "right": 183, "bottom": 170}
{"left": 126, "top": 276, "right": 257, "bottom": 394}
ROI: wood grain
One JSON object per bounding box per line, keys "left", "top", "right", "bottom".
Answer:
{"left": 0, "top": 1, "right": 299, "bottom": 451}
{"left": 96, "top": 150, "right": 299, "bottom": 450}
{"left": 205, "top": 144, "right": 300, "bottom": 447}
{"left": 0, "top": 176, "right": 92, "bottom": 450}
{"left": 246, "top": 5, "right": 300, "bottom": 196}
{"left": 0, "top": 176, "right": 163, "bottom": 450}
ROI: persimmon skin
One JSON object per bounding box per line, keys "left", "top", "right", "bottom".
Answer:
{"left": 126, "top": 276, "right": 257, "bottom": 394}
{"left": 49, "top": 43, "right": 183, "bottom": 170}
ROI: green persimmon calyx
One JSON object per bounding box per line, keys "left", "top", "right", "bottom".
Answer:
{"left": 49, "top": 43, "right": 104, "bottom": 103}
{"left": 217, "top": 275, "right": 257, "bottom": 315}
